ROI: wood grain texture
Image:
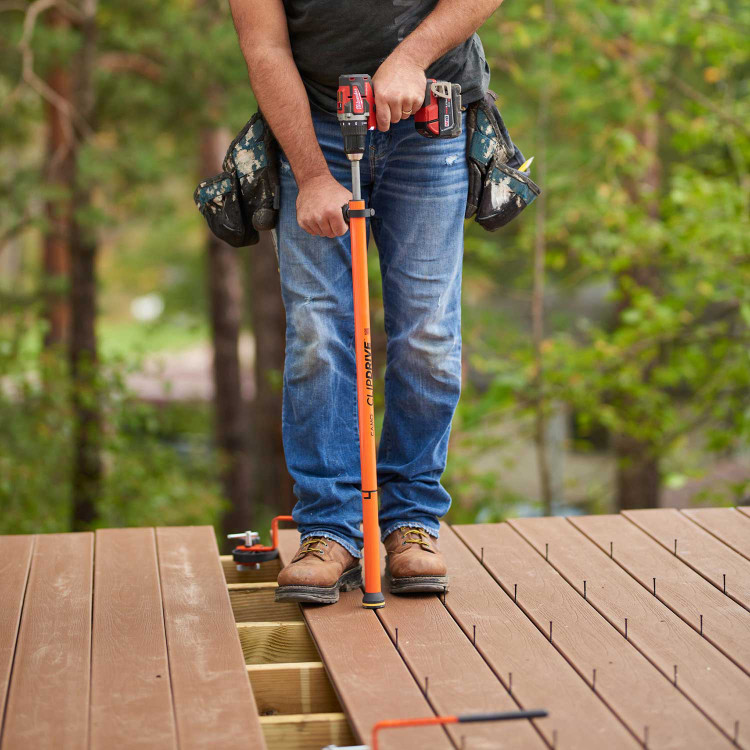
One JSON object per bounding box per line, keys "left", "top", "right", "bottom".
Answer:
{"left": 456, "top": 523, "right": 733, "bottom": 750}
{"left": 1, "top": 533, "right": 93, "bottom": 750}
{"left": 277, "top": 529, "right": 452, "bottom": 750}
{"left": 259, "top": 712, "right": 354, "bottom": 750}
{"left": 738, "top": 507, "right": 750, "bottom": 521}
{"left": 681, "top": 508, "right": 750, "bottom": 562}
{"left": 624, "top": 509, "right": 750, "bottom": 610}
{"left": 237, "top": 621, "right": 320, "bottom": 664}
{"left": 90, "top": 528, "right": 177, "bottom": 750}
{"left": 375, "top": 534, "right": 546, "bottom": 750}
{"left": 443, "top": 526, "right": 638, "bottom": 749}
{"left": 570, "top": 514, "right": 750, "bottom": 677}
{"left": 228, "top": 582, "right": 303, "bottom": 622}
{"left": 247, "top": 662, "right": 340, "bottom": 715}
{"left": 156, "top": 525, "right": 267, "bottom": 750}
{"left": 511, "top": 516, "right": 750, "bottom": 746}
{"left": 0, "top": 535, "right": 34, "bottom": 739}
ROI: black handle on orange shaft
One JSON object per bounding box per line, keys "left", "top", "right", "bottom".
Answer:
{"left": 341, "top": 205, "right": 375, "bottom": 223}
{"left": 457, "top": 710, "right": 548, "bottom": 723}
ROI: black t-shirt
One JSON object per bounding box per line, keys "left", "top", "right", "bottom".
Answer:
{"left": 282, "top": 0, "right": 491, "bottom": 113}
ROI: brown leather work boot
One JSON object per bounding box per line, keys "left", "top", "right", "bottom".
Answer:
{"left": 276, "top": 536, "right": 362, "bottom": 604}
{"left": 384, "top": 527, "right": 448, "bottom": 594}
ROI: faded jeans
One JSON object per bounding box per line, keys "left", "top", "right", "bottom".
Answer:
{"left": 276, "top": 107, "right": 467, "bottom": 558}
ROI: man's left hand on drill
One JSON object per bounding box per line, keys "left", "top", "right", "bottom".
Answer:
{"left": 371, "top": 51, "right": 427, "bottom": 132}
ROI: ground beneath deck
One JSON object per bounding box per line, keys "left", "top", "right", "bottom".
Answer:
{"left": 1, "top": 508, "right": 749, "bottom": 750}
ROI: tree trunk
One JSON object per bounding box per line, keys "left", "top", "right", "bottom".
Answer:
{"left": 246, "top": 231, "right": 294, "bottom": 522}
{"left": 69, "top": 0, "right": 101, "bottom": 530}
{"left": 201, "top": 128, "right": 254, "bottom": 541}
{"left": 42, "top": 9, "right": 73, "bottom": 349}
{"left": 614, "top": 433, "right": 660, "bottom": 509}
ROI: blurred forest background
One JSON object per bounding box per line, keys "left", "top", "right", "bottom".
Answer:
{"left": 1, "top": 0, "right": 748, "bottom": 547}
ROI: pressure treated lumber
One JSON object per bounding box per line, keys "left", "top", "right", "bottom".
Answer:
{"left": 156, "top": 525, "right": 267, "bottom": 750}
{"left": 440, "top": 526, "right": 638, "bottom": 749}
{"left": 237, "top": 621, "right": 320, "bottom": 664}
{"left": 374, "top": 541, "right": 546, "bottom": 750}
{"left": 1, "top": 533, "right": 93, "bottom": 750}
{"left": 511, "top": 516, "right": 750, "bottom": 747}
{"left": 624, "top": 509, "right": 750, "bottom": 611}
{"left": 0, "top": 535, "right": 34, "bottom": 738}
{"left": 681, "top": 508, "right": 750, "bottom": 562}
{"left": 456, "top": 523, "right": 733, "bottom": 749}
{"left": 277, "top": 529, "right": 452, "bottom": 750}
{"left": 247, "top": 662, "right": 340, "bottom": 715}
{"left": 89, "top": 528, "right": 177, "bottom": 749}
{"left": 570, "top": 514, "right": 750, "bottom": 676}
{"left": 222, "top": 554, "right": 281, "bottom": 583}
{"left": 259, "top": 712, "right": 355, "bottom": 750}
{"left": 229, "top": 582, "right": 303, "bottom": 622}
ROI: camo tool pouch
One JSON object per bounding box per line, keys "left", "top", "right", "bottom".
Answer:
{"left": 466, "top": 90, "right": 540, "bottom": 229}
{"left": 223, "top": 111, "right": 280, "bottom": 235}
{"left": 193, "top": 171, "right": 255, "bottom": 247}
{"left": 193, "top": 111, "right": 279, "bottom": 248}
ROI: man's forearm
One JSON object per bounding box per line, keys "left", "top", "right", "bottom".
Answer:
{"left": 395, "top": 0, "right": 501, "bottom": 69}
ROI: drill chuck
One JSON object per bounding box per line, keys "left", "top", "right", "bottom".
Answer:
{"left": 337, "top": 74, "right": 376, "bottom": 160}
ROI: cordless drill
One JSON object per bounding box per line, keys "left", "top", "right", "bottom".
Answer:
{"left": 336, "top": 74, "right": 462, "bottom": 161}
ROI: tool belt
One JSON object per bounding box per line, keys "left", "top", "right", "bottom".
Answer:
{"left": 465, "top": 90, "right": 541, "bottom": 230}
{"left": 193, "top": 111, "right": 280, "bottom": 247}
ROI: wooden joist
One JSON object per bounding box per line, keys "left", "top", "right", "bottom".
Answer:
{"left": 247, "top": 662, "right": 340, "bottom": 715}
{"left": 229, "top": 582, "right": 303, "bottom": 622}
{"left": 259, "top": 712, "right": 354, "bottom": 750}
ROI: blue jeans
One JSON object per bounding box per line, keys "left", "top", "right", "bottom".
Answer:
{"left": 276, "top": 107, "right": 467, "bottom": 558}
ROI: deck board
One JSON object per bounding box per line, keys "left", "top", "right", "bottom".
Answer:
{"left": 681, "top": 508, "right": 750, "bottom": 562}
{"left": 511, "top": 516, "right": 750, "bottom": 746}
{"left": 440, "top": 525, "right": 638, "bottom": 749}
{"left": 374, "top": 538, "right": 546, "bottom": 750}
{"left": 156, "top": 526, "right": 267, "bottom": 750}
{"left": 624, "top": 509, "right": 750, "bottom": 610}
{"left": 90, "top": 528, "right": 177, "bottom": 749}
{"left": 456, "top": 523, "right": 733, "bottom": 749}
{"left": 1, "top": 533, "right": 93, "bottom": 750}
{"left": 0, "top": 536, "right": 34, "bottom": 742}
{"left": 277, "top": 529, "right": 452, "bottom": 750}
{"left": 570, "top": 514, "right": 750, "bottom": 677}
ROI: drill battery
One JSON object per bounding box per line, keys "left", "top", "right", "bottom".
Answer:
{"left": 414, "top": 80, "right": 462, "bottom": 139}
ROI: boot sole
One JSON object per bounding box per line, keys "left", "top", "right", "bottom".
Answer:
{"left": 387, "top": 573, "right": 449, "bottom": 595}
{"left": 275, "top": 565, "right": 363, "bottom": 605}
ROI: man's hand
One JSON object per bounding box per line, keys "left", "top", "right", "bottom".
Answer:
{"left": 372, "top": 52, "right": 427, "bottom": 132}
{"left": 296, "top": 173, "right": 351, "bottom": 238}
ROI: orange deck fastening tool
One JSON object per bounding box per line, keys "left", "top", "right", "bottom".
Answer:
{"left": 322, "top": 708, "right": 549, "bottom": 750}
{"left": 336, "top": 73, "right": 385, "bottom": 610}
{"left": 227, "top": 515, "right": 294, "bottom": 570}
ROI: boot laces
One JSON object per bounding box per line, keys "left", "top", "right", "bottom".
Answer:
{"left": 297, "top": 536, "right": 329, "bottom": 559}
{"left": 401, "top": 527, "right": 432, "bottom": 549}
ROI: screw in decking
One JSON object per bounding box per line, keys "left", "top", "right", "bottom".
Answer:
{"left": 473, "top": 624, "right": 476, "bottom": 647}
{"left": 583, "top": 580, "right": 587, "bottom": 600}
{"left": 734, "top": 720, "right": 739, "bottom": 745}
{"left": 724, "top": 573, "right": 727, "bottom": 594}
{"left": 508, "top": 672, "right": 513, "bottom": 693}
{"left": 625, "top": 618, "right": 628, "bottom": 640}
{"left": 480, "top": 546, "right": 484, "bottom": 564}
{"left": 673, "top": 665, "right": 678, "bottom": 686}
{"left": 425, "top": 676, "right": 429, "bottom": 696}
{"left": 592, "top": 668, "right": 597, "bottom": 691}
{"left": 610, "top": 541, "right": 613, "bottom": 558}
{"left": 545, "top": 543, "right": 549, "bottom": 561}
{"left": 653, "top": 577, "right": 657, "bottom": 596}
{"left": 395, "top": 627, "right": 399, "bottom": 650}
{"left": 644, "top": 725, "right": 649, "bottom": 748}
{"left": 549, "top": 621, "right": 553, "bottom": 642}
{"left": 442, "top": 585, "right": 447, "bottom": 605}
{"left": 674, "top": 538, "right": 677, "bottom": 555}
{"left": 700, "top": 614, "right": 703, "bottom": 636}
{"left": 514, "top": 583, "right": 517, "bottom": 603}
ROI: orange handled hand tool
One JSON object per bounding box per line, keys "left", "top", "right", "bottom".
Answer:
{"left": 336, "top": 74, "right": 384, "bottom": 610}
{"left": 227, "top": 515, "right": 295, "bottom": 570}
{"left": 322, "top": 708, "right": 549, "bottom": 749}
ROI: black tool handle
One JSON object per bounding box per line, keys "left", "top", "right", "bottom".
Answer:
{"left": 341, "top": 205, "right": 375, "bottom": 224}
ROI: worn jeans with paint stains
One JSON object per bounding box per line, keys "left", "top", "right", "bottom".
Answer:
{"left": 276, "top": 107, "right": 467, "bottom": 558}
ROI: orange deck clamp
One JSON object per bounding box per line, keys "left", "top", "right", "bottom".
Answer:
{"left": 227, "top": 515, "right": 294, "bottom": 570}
{"left": 322, "top": 708, "right": 549, "bottom": 749}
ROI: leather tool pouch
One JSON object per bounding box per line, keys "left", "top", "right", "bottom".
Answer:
{"left": 466, "top": 90, "right": 540, "bottom": 230}
{"left": 193, "top": 111, "right": 280, "bottom": 247}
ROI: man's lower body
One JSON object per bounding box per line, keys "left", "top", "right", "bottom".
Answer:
{"left": 274, "top": 107, "right": 467, "bottom": 601}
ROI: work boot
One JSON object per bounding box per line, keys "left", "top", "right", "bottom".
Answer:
{"left": 384, "top": 527, "right": 448, "bottom": 594}
{"left": 276, "top": 536, "right": 362, "bottom": 605}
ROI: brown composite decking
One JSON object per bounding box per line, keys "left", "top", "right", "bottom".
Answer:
{"left": 1, "top": 508, "right": 748, "bottom": 750}
{"left": 0, "top": 527, "right": 265, "bottom": 750}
